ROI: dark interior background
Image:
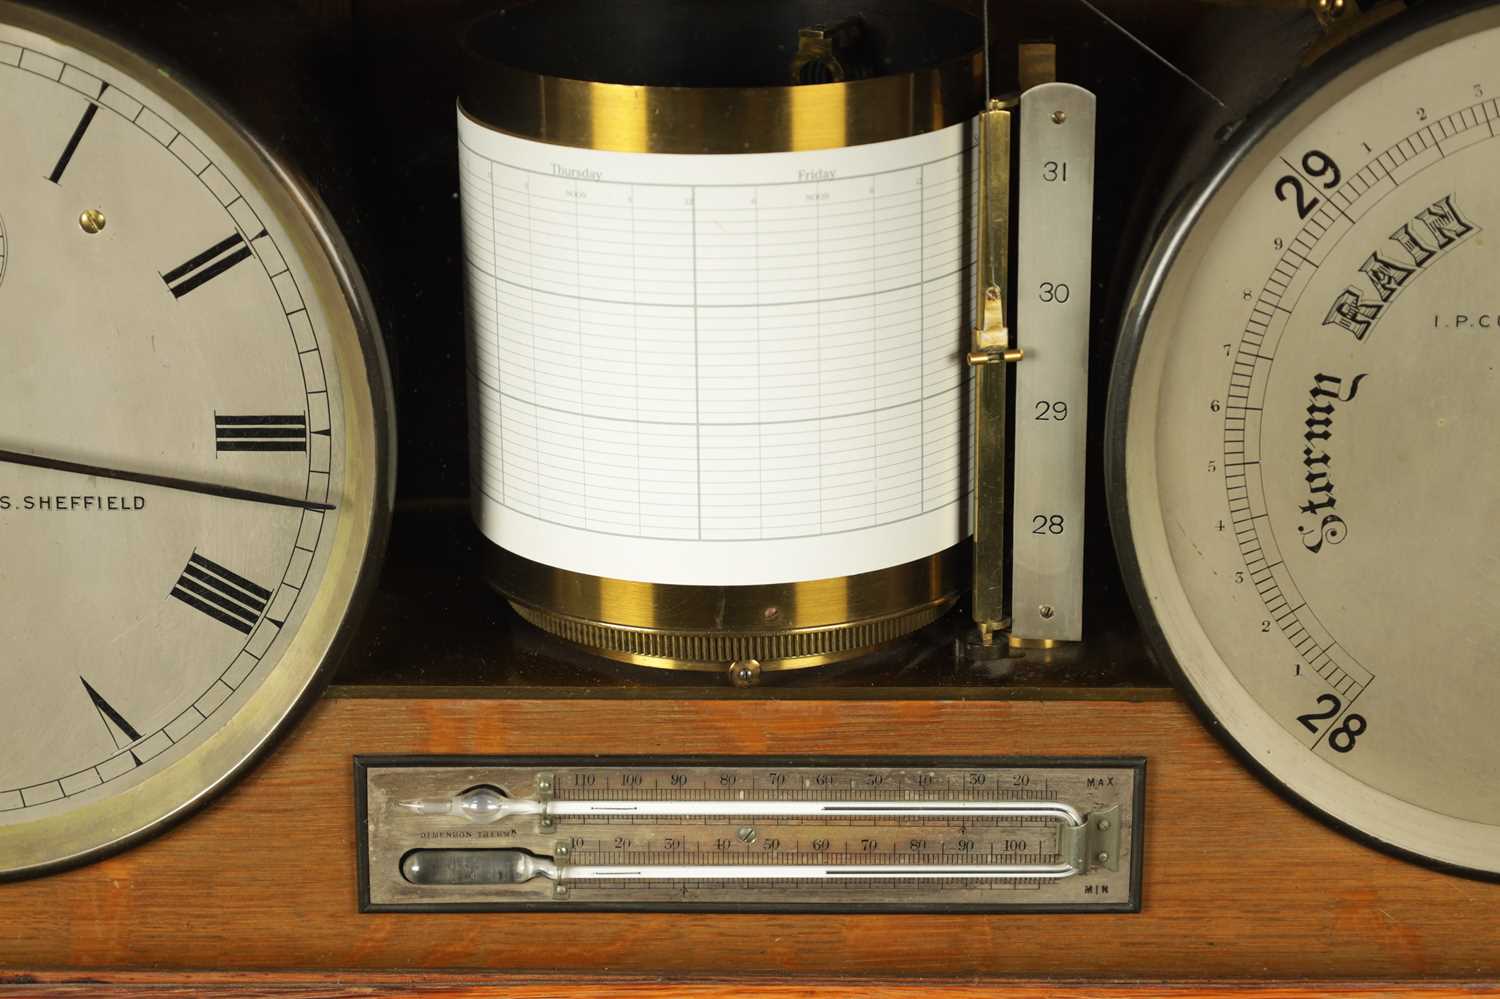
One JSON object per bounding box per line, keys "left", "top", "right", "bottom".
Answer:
{"left": 29, "top": 0, "right": 1320, "bottom": 691}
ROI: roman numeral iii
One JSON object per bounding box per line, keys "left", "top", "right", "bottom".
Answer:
{"left": 169, "top": 552, "right": 270, "bottom": 635}
{"left": 161, "top": 233, "right": 252, "bottom": 298}
{"left": 215, "top": 414, "right": 308, "bottom": 453}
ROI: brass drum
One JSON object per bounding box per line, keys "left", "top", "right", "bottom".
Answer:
{"left": 459, "top": 0, "right": 982, "bottom": 672}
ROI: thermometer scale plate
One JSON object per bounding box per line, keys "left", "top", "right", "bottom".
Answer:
{"left": 358, "top": 757, "right": 1144, "bottom": 913}
{"left": 1012, "top": 82, "right": 1097, "bottom": 643}
{"left": 1111, "top": 0, "right": 1500, "bottom": 877}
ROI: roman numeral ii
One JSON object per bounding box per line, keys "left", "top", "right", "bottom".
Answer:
{"left": 161, "top": 233, "right": 252, "bottom": 298}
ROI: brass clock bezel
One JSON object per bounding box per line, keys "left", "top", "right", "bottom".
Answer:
{"left": 0, "top": 1, "right": 394, "bottom": 881}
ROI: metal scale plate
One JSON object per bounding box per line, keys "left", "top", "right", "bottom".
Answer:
{"left": 358, "top": 757, "right": 1144, "bottom": 913}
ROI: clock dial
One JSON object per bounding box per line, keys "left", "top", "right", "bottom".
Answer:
{"left": 0, "top": 3, "right": 391, "bottom": 878}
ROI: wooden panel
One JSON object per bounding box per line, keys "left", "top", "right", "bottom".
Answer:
{"left": 4, "top": 972, "right": 1500, "bottom": 998}
{"left": 1, "top": 695, "right": 1497, "bottom": 980}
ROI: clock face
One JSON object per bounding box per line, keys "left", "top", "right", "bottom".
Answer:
{"left": 0, "top": 4, "right": 390, "bottom": 878}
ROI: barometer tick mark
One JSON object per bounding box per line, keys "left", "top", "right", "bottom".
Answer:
{"left": 1284, "top": 248, "right": 1316, "bottom": 268}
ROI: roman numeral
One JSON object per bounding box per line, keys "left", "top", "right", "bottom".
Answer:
{"left": 215, "top": 414, "right": 308, "bottom": 453}
{"left": 81, "top": 676, "right": 141, "bottom": 749}
{"left": 161, "top": 233, "right": 252, "bottom": 299}
{"left": 48, "top": 97, "right": 101, "bottom": 183}
{"left": 169, "top": 552, "right": 270, "bottom": 635}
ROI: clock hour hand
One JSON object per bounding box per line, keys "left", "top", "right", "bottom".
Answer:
{"left": 0, "top": 448, "right": 335, "bottom": 512}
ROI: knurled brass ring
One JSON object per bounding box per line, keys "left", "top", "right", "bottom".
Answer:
{"left": 509, "top": 595, "right": 957, "bottom": 672}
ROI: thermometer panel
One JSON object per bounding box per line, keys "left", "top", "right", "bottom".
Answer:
{"left": 358, "top": 757, "right": 1144, "bottom": 913}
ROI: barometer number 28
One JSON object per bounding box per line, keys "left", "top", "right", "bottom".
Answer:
{"left": 1296, "top": 693, "right": 1367, "bottom": 753}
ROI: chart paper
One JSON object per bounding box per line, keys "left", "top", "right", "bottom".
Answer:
{"left": 460, "top": 110, "right": 973, "bottom": 586}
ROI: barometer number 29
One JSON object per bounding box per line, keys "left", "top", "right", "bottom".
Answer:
{"left": 1273, "top": 149, "right": 1343, "bottom": 220}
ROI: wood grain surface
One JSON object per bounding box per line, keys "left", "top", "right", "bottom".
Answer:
{"left": 1, "top": 695, "right": 1498, "bottom": 981}
{"left": 4, "top": 971, "right": 1500, "bottom": 998}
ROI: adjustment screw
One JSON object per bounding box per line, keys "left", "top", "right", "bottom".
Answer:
{"left": 737, "top": 826, "right": 757, "bottom": 845}
{"left": 1039, "top": 605, "right": 1055, "bottom": 620}
{"left": 728, "top": 659, "right": 762, "bottom": 688}
{"left": 79, "top": 209, "right": 106, "bottom": 234}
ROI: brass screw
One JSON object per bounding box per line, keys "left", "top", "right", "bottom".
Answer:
{"left": 79, "top": 209, "right": 107, "bottom": 234}
{"left": 1052, "top": 110, "right": 1067, "bottom": 125}
{"left": 728, "top": 659, "right": 762, "bottom": 688}
{"left": 1096, "top": 851, "right": 1110, "bottom": 864}
{"left": 1039, "top": 604, "right": 1055, "bottom": 620}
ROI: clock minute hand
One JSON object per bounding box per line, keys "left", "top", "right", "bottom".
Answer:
{"left": 0, "top": 448, "right": 336, "bottom": 513}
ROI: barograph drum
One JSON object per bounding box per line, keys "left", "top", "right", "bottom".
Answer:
{"left": 458, "top": 0, "right": 982, "bottom": 673}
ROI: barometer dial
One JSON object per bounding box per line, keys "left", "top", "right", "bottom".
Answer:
{"left": 1112, "top": 0, "right": 1500, "bottom": 876}
{"left": 0, "top": 3, "right": 392, "bottom": 879}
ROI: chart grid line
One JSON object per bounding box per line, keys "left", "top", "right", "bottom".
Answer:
{"left": 461, "top": 117, "right": 974, "bottom": 575}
